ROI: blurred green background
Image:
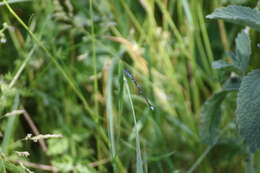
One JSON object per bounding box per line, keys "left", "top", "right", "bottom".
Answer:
{"left": 0, "top": 0, "right": 260, "bottom": 172}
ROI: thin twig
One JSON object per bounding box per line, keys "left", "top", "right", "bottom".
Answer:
{"left": 11, "top": 160, "right": 58, "bottom": 172}
{"left": 11, "top": 158, "right": 110, "bottom": 172}
{"left": 22, "top": 108, "right": 48, "bottom": 152}
{"left": 88, "top": 158, "right": 110, "bottom": 167}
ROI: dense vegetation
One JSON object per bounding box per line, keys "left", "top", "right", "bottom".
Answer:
{"left": 0, "top": 0, "right": 260, "bottom": 172}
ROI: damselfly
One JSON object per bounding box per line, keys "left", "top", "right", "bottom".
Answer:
{"left": 124, "top": 69, "right": 155, "bottom": 111}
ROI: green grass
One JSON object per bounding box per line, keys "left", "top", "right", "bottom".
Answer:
{"left": 0, "top": 0, "right": 259, "bottom": 172}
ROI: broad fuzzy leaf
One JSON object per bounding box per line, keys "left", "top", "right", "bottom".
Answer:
{"left": 207, "top": 5, "right": 260, "bottom": 31}
{"left": 234, "top": 31, "right": 251, "bottom": 72}
{"left": 212, "top": 31, "right": 251, "bottom": 74}
{"left": 236, "top": 70, "right": 260, "bottom": 152}
{"left": 200, "top": 91, "right": 227, "bottom": 145}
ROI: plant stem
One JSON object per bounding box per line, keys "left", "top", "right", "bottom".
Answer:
{"left": 125, "top": 76, "right": 144, "bottom": 173}
{"left": 245, "top": 153, "right": 255, "bottom": 173}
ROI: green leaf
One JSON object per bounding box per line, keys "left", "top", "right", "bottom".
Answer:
{"left": 228, "top": 0, "right": 248, "bottom": 4}
{"left": 206, "top": 5, "right": 260, "bottom": 31}
{"left": 234, "top": 31, "right": 251, "bottom": 73}
{"left": 47, "top": 137, "right": 69, "bottom": 155}
{"left": 4, "top": 162, "right": 26, "bottom": 173}
{"left": 212, "top": 31, "right": 251, "bottom": 74}
{"left": 223, "top": 76, "right": 241, "bottom": 91}
{"left": 212, "top": 60, "right": 232, "bottom": 69}
{"left": 200, "top": 91, "right": 227, "bottom": 145}
{"left": 236, "top": 70, "right": 260, "bottom": 152}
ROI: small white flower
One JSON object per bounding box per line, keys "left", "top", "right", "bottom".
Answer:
{"left": 16, "top": 151, "right": 30, "bottom": 157}
{"left": 3, "top": 22, "right": 8, "bottom": 29}
{"left": 0, "top": 38, "right": 6, "bottom": 44}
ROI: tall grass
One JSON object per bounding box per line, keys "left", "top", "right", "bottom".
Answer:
{"left": 0, "top": 0, "right": 259, "bottom": 172}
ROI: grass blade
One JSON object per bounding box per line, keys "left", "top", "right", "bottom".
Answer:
{"left": 124, "top": 76, "right": 143, "bottom": 173}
